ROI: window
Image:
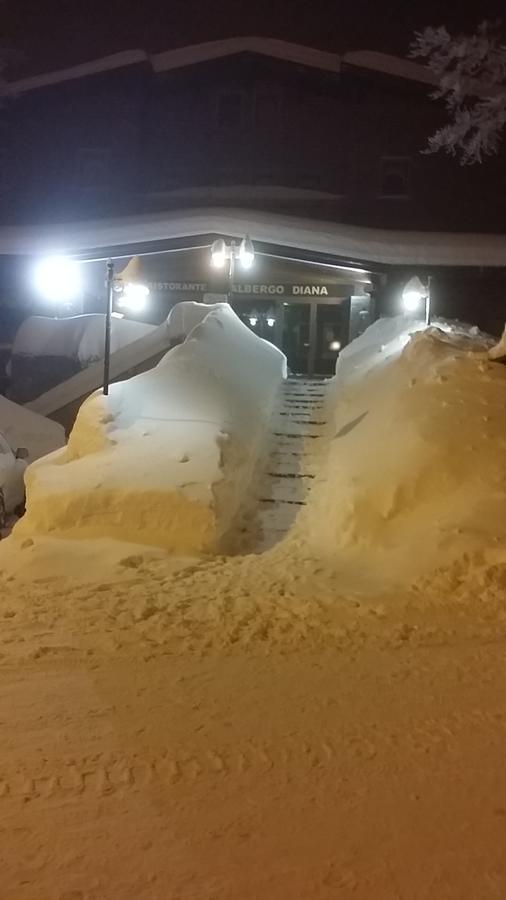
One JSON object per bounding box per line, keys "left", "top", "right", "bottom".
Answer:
{"left": 379, "top": 156, "right": 411, "bottom": 199}
{"left": 216, "top": 91, "right": 246, "bottom": 128}
{"left": 75, "top": 148, "right": 110, "bottom": 188}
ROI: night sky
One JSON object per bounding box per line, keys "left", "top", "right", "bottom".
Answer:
{"left": 2, "top": 0, "right": 505, "bottom": 79}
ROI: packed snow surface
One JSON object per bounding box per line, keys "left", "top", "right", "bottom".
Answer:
{"left": 17, "top": 303, "right": 286, "bottom": 551}
{"left": 0, "top": 314, "right": 505, "bottom": 899}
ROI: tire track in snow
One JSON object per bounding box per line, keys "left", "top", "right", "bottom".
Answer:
{"left": 0, "top": 707, "right": 497, "bottom": 803}
{"left": 0, "top": 737, "right": 371, "bottom": 802}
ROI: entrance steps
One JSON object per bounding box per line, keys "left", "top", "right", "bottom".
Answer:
{"left": 254, "top": 377, "right": 329, "bottom": 551}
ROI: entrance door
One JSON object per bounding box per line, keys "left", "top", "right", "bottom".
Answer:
{"left": 282, "top": 300, "right": 348, "bottom": 376}
{"left": 314, "top": 301, "right": 350, "bottom": 376}
{"left": 280, "top": 303, "right": 311, "bottom": 375}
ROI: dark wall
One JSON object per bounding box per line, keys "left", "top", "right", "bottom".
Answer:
{"left": 1, "top": 62, "right": 150, "bottom": 222}
{"left": 1, "top": 53, "right": 506, "bottom": 232}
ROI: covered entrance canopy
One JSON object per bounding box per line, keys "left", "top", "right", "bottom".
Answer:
{"left": 1, "top": 207, "right": 506, "bottom": 267}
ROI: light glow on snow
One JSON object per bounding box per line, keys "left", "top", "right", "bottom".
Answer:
{"left": 33, "top": 256, "right": 82, "bottom": 303}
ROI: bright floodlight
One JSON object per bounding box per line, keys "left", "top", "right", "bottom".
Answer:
{"left": 239, "top": 236, "right": 255, "bottom": 269}
{"left": 402, "top": 276, "right": 427, "bottom": 313}
{"left": 248, "top": 316, "right": 258, "bottom": 327}
{"left": 329, "top": 339, "right": 341, "bottom": 351}
{"left": 33, "top": 256, "right": 82, "bottom": 303}
{"left": 117, "top": 281, "right": 150, "bottom": 312}
{"left": 266, "top": 316, "right": 275, "bottom": 327}
{"left": 211, "top": 238, "right": 227, "bottom": 268}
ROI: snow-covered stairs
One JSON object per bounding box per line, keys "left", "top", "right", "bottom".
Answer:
{"left": 255, "top": 377, "right": 328, "bottom": 551}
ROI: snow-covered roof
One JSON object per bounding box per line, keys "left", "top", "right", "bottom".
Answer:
{"left": 342, "top": 50, "right": 436, "bottom": 86}
{"left": 1, "top": 208, "right": 506, "bottom": 269}
{"left": 153, "top": 37, "right": 342, "bottom": 76}
{"left": 1, "top": 37, "right": 433, "bottom": 97}
{"left": 2, "top": 50, "right": 149, "bottom": 97}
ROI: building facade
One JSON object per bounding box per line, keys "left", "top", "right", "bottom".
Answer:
{"left": 0, "top": 38, "right": 504, "bottom": 384}
{"left": 2, "top": 38, "right": 506, "bottom": 232}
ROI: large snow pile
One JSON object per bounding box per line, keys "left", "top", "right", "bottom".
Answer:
{"left": 12, "top": 314, "right": 155, "bottom": 365}
{"left": 16, "top": 304, "right": 286, "bottom": 552}
{"left": 305, "top": 316, "right": 506, "bottom": 577}
{"left": 0, "top": 395, "right": 65, "bottom": 461}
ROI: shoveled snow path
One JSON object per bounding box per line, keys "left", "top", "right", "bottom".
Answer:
{"left": 255, "top": 377, "right": 328, "bottom": 551}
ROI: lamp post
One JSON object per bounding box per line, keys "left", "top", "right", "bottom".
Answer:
{"left": 103, "top": 256, "right": 150, "bottom": 395}
{"left": 402, "top": 275, "right": 432, "bottom": 326}
{"left": 103, "top": 259, "right": 115, "bottom": 396}
{"left": 210, "top": 236, "right": 255, "bottom": 302}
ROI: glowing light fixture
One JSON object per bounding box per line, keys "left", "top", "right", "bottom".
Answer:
{"left": 116, "top": 281, "right": 150, "bottom": 312}
{"left": 209, "top": 237, "right": 255, "bottom": 303}
{"left": 33, "top": 255, "right": 82, "bottom": 303}
{"left": 239, "top": 236, "right": 255, "bottom": 270}
{"left": 114, "top": 257, "right": 150, "bottom": 312}
{"left": 402, "top": 275, "right": 431, "bottom": 324}
{"left": 329, "top": 339, "right": 341, "bottom": 351}
{"left": 210, "top": 239, "right": 227, "bottom": 268}
{"left": 248, "top": 316, "right": 258, "bottom": 327}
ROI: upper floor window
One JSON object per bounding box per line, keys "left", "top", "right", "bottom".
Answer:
{"left": 75, "top": 148, "right": 110, "bottom": 188}
{"left": 379, "top": 156, "right": 411, "bottom": 199}
{"left": 216, "top": 91, "right": 246, "bottom": 128}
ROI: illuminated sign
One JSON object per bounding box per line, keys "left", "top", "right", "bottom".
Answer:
{"left": 149, "top": 281, "right": 335, "bottom": 296}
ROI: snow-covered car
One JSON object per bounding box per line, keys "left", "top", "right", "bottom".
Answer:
{"left": 0, "top": 431, "right": 28, "bottom": 528}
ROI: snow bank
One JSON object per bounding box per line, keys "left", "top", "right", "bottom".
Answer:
{"left": 489, "top": 326, "right": 506, "bottom": 362}
{"left": 335, "top": 314, "right": 425, "bottom": 386}
{"left": 16, "top": 304, "right": 286, "bottom": 553}
{"left": 0, "top": 396, "right": 65, "bottom": 461}
{"left": 306, "top": 318, "right": 506, "bottom": 577}
{"left": 28, "top": 303, "right": 226, "bottom": 419}
{"left": 13, "top": 314, "right": 155, "bottom": 365}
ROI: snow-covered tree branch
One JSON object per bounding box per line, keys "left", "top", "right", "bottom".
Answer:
{"left": 410, "top": 20, "right": 506, "bottom": 164}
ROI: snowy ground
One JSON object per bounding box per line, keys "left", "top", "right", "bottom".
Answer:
{"left": 0, "top": 317, "right": 505, "bottom": 898}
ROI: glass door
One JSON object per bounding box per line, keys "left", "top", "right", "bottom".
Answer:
{"left": 314, "top": 301, "right": 350, "bottom": 375}
{"left": 281, "top": 303, "right": 311, "bottom": 375}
